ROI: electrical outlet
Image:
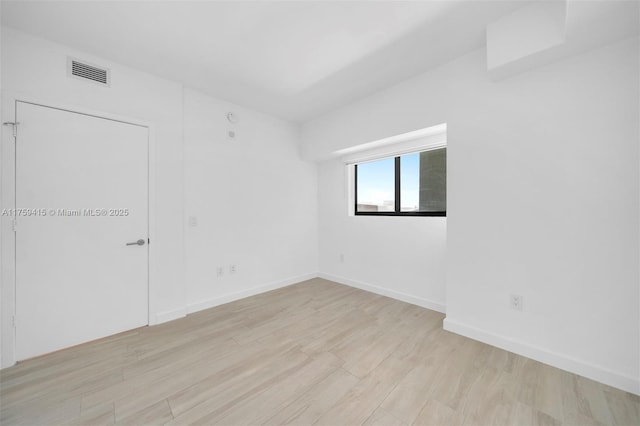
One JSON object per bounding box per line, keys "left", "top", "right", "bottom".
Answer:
{"left": 229, "top": 264, "right": 237, "bottom": 274}
{"left": 188, "top": 216, "right": 198, "bottom": 227}
{"left": 510, "top": 294, "right": 523, "bottom": 311}
{"left": 216, "top": 267, "right": 224, "bottom": 277}
{"left": 339, "top": 254, "right": 344, "bottom": 263}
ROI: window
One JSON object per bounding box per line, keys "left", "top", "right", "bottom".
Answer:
{"left": 354, "top": 148, "right": 446, "bottom": 216}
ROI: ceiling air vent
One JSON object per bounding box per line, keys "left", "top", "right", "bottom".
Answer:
{"left": 67, "top": 58, "right": 110, "bottom": 86}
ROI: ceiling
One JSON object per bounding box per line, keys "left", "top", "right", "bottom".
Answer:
{"left": 2, "top": 1, "right": 531, "bottom": 122}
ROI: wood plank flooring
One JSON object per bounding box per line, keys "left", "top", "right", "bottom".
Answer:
{"left": 1, "top": 278, "right": 638, "bottom": 425}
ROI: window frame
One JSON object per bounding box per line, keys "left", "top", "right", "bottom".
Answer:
{"left": 354, "top": 151, "right": 446, "bottom": 217}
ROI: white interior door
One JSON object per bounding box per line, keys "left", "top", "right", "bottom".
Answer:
{"left": 15, "top": 101, "right": 149, "bottom": 360}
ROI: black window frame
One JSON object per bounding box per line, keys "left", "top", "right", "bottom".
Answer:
{"left": 354, "top": 152, "right": 446, "bottom": 217}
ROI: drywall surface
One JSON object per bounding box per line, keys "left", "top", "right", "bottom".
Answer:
{"left": 1, "top": 28, "right": 186, "bottom": 365}
{"left": 303, "top": 37, "right": 640, "bottom": 393}
{"left": 183, "top": 88, "right": 318, "bottom": 312}
{"left": 486, "top": 0, "right": 566, "bottom": 71}
{"left": 317, "top": 159, "right": 447, "bottom": 312}
{"left": 0, "top": 14, "right": 4, "bottom": 367}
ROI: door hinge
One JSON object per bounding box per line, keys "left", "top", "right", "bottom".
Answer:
{"left": 3, "top": 122, "right": 19, "bottom": 138}
{"left": 12, "top": 219, "right": 17, "bottom": 232}
{"left": 12, "top": 316, "right": 16, "bottom": 328}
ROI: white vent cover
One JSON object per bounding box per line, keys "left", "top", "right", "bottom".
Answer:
{"left": 67, "top": 57, "right": 110, "bottom": 86}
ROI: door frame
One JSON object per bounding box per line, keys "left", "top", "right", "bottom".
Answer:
{"left": 1, "top": 94, "right": 156, "bottom": 367}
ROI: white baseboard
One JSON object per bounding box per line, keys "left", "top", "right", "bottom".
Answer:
{"left": 150, "top": 307, "right": 187, "bottom": 325}
{"left": 443, "top": 318, "right": 640, "bottom": 396}
{"left": 186, "top": 272, "right": 318, "bottom": 315}
{"left": 318, "top": 272, "right": 446, "bottom": 314}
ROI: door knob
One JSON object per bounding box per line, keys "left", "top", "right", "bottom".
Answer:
{"left": 126, "top": 239, "right": 145, "bottom": 246}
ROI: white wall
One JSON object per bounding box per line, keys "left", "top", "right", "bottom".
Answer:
{"left": 0, "top": 28, "right": 321, "bottom": 367}
{"left": 0, "top": 11, "right": 4, "bottom": 365}
{"left": 0, "top": 27, "right": 188, "bottom": 366}
{"left": 303, "top": 37, "right": 640, "bottom": 394}
{"left": 318, "top": 160, "right": 447, "bottom": 312}
{"left": 183, "top": 88, "right": 318, "bottom": 312}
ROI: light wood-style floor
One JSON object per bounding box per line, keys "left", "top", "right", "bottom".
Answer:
{"left": 1, "top": 278, "right": 638, "bottom": 426}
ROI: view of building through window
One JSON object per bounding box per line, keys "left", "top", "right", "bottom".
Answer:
{"left": 355, "top": 148, "right": 446, "bottom": 215}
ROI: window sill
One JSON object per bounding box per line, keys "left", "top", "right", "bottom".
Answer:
{"left": 354, "top": 211, "right": 446, "bottom": 217}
